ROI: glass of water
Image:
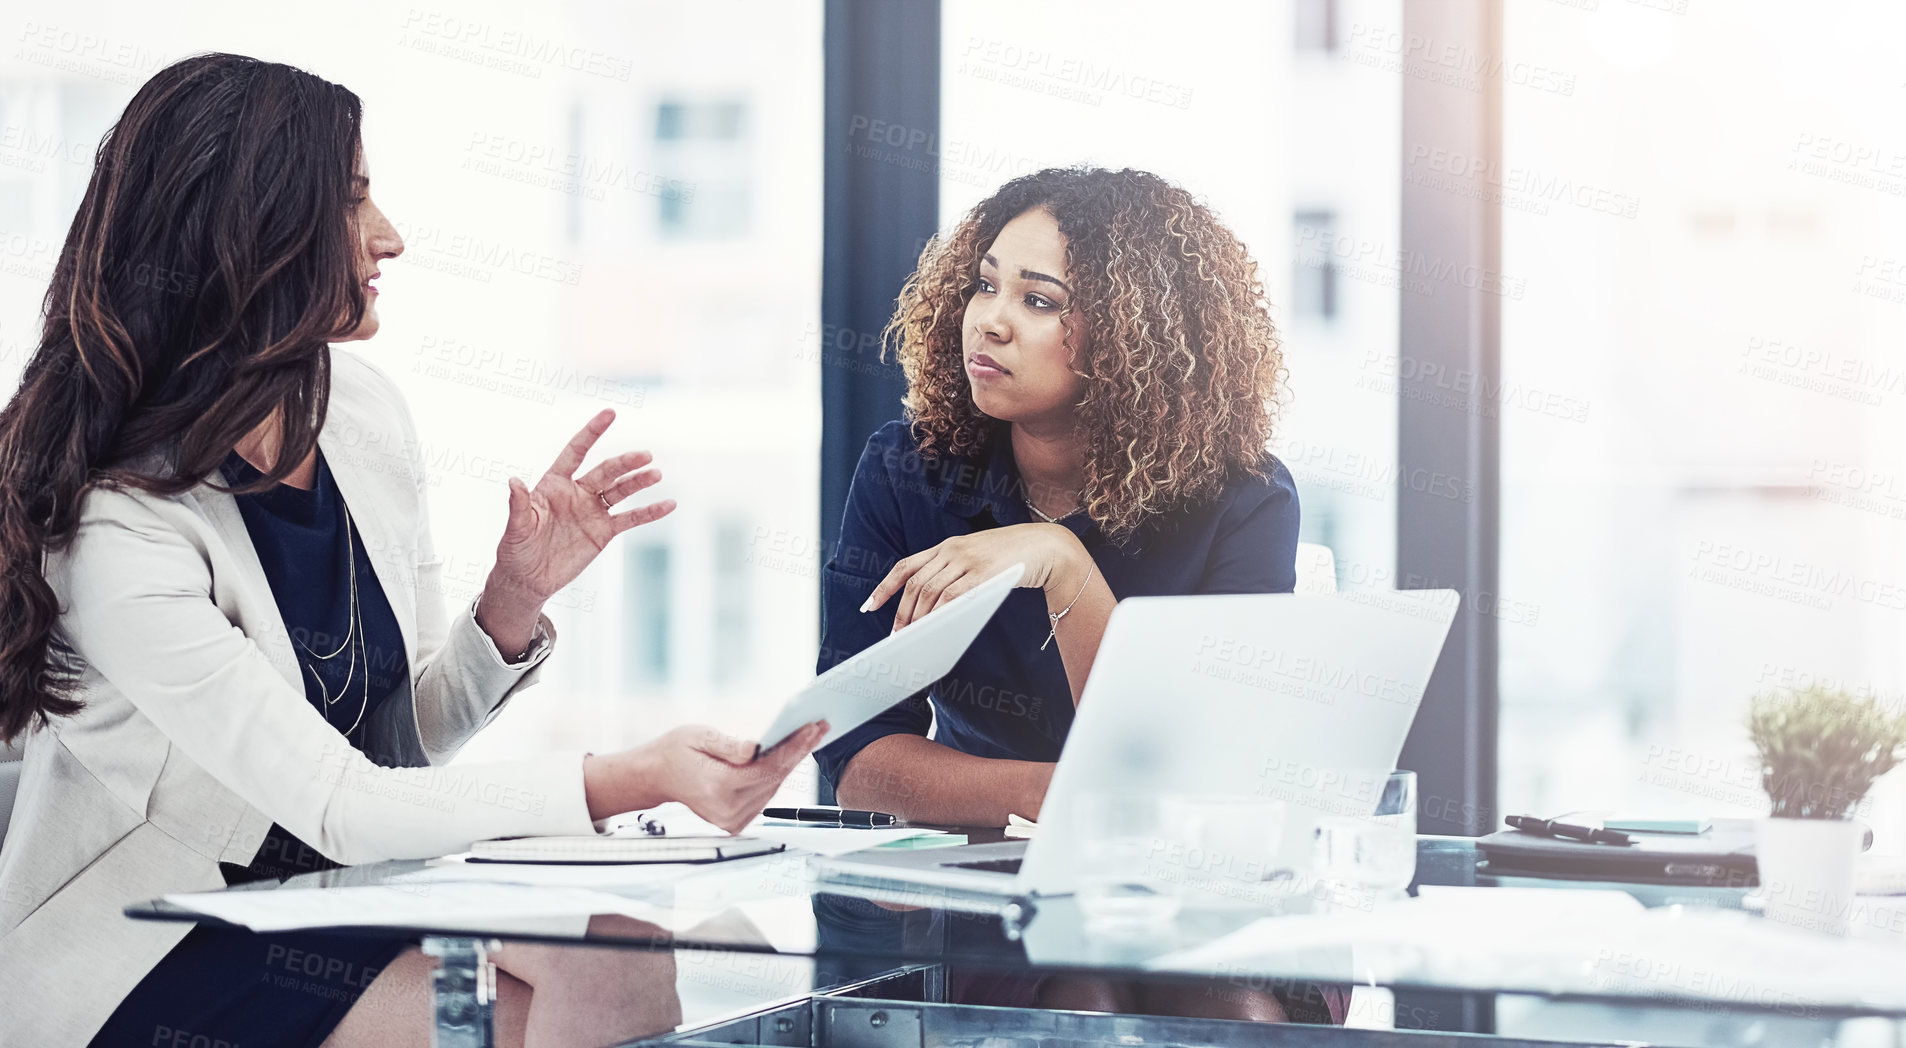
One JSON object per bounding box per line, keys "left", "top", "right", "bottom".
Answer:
{"left": 1073, "top": 793, "right": 1181, "bottom": 929}
{"left": 1159, "top": 795, "right": 1290, "bottom": 908}
{"left": 1312, "top": 771, "right": 1417, "bottom": 908}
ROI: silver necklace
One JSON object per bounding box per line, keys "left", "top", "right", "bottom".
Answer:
{"left": 290, "top": 502, "right": 370, "bottom": 736}
{"left": 1023, "top": 495, "right": 1080, "bottom": 524}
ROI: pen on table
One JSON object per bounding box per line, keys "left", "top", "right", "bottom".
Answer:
{"left": 762, "top": 806, "right": 899, "bottom": 828}
{"left": 1505, "top": 814, "right": 1633, "bottom": 846}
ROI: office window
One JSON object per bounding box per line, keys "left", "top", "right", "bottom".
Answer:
{"left": 1496, "top": 4, "right": 1906, "bottom": 850}
{"left": 625, "top": 545, "right": 672, "bottom": 687}
{"left": 711, "top": 518, "right": 751, "bottom": 688}
{"left": 563, "top": 102, "right": 585, "bottom": 246}
{"left": 652, "top": 98, "right": 750, "bottom": 240}
{"left": 1292, "top": 208, "right": 1340, "bottom": 322}
{"left": 1294, "top": 0, "right": 1340, "bottom": 54}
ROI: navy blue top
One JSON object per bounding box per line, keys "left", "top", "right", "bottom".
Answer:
{"left": 218, "top": 448, "right": 409, "bottom": 882}
{"left": 813, "top": 420, "right": 1300, "bottom": 791}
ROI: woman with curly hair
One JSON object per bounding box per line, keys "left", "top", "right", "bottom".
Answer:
{"left": 815, "top": 166, "right": 1300, "bottom": 829}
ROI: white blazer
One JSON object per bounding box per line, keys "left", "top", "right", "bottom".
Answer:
{"left": 0, "top": 349, "right": 597, "bottom": 1047}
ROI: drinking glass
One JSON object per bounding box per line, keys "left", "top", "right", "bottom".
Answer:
{"left": 1159, "top": 795, "right": 1290, "bottom": 908}
{"left": 1312, "top": 771, "right": 1417, "bottom": 907}
{"left": 1073, "top": 793, "right": 1181, "bottom": 929}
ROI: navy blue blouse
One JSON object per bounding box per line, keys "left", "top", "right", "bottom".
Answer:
{"left": 813, "top": 420, "right": 1300, "bottom": 791}
{"left": 218, "top": 447, "right": 409, "bottom": 882}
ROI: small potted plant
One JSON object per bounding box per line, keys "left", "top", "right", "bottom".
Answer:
{"left": 1747, "top": 687, "right": 1906, "bottom": 934}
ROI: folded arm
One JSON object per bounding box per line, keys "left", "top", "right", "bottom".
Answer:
{"left": 835, "top": 734, "right": 1054, "bottom": 825}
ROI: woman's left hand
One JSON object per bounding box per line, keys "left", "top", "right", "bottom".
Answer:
{"left": 488, "top": 408, "right": 676, "bottom": 604}
{"left": 863, "top": 523, "right": 1088, "bottom": 631}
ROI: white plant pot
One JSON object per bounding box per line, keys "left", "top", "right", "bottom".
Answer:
{"left": 1755, "top": 816, "right": 1862, "bottom": 935}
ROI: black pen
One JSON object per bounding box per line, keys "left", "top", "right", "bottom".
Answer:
{"left": 1506, "top": 814, "right": 1633, "bottom": 846}
{"left": 762, "top": 806, "right": 898, "bottom": 828}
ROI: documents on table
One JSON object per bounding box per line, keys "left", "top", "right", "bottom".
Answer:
{"left": 1140, "top": 885, "right": 1906, "bottom": 1011}
{"left": 470, "top": 835, "right": 783, "bottom": 864}
{"left": 163, "top": 882, "right": 664, "bottom": 934}
{"left": 393, "top": 857, "right": 714, "bottom": 889}
{"left": 745, "top": 822, "right": 947, "bottom": 856}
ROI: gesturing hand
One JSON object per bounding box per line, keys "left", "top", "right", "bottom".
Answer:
{"left": 862, "top": 523, "right": 1087, "bottom": 631}
{"left": 491, "top": 408, "right": 676, "bottom": 602}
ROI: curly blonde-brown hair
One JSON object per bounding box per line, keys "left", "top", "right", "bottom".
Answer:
{"left": 886, "top": 166, "right": 1286, "bottom": 543}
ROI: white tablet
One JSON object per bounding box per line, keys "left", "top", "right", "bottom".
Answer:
{"left": 756, "top": 562, "right": 1026, "bottom": 753}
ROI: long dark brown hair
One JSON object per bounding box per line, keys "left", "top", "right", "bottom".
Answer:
{"left": 0, "top": 53, "right": 366, "bottom": 743}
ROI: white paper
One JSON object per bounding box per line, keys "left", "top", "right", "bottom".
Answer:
{"left": 391, "top": 856, "right": 710, "bottom": 889}
{"left": 1145, "top": 886, "right": 1906, "bottom": 1011}
{"left": 1148, "top": 886, "right": 1646, "bottom": 974}
{"left": 747, "top": 823, "right": 945, "bottom": 856}
{"left": 164, "top": 882, "right": 638, "bottom": 933}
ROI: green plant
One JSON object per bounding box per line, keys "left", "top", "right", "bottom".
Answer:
{"left": 1747, "top": 687, "right": 1906, "bottom": 820}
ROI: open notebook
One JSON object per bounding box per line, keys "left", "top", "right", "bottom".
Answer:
{"left": 468, "top": 835, "right": 784, "bottom": 865}
{"left": 469, "top": 811, "right": 784, "bottom": 865}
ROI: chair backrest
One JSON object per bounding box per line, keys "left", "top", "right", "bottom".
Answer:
{"left": 1294, "top": 541, "right": 1338, "bottom": 595}
{"left": 0, "top": 739, "right": 22, "bottom": 855}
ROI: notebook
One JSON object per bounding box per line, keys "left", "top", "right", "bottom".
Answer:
{"left": 1477, "top": 817, "right": 1876, "bottom": 888}
{"left": 467, "top": 836, "right": 784, "bottom": 865}
{"left": 1479, "top": 819, "right": 1761, "bottom": 887}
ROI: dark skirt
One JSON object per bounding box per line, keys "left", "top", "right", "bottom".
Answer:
{"left": 88, "top": 924, "right": 410, "bottom": 1048}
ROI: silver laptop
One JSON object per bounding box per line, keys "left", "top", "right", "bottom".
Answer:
{"left": 811, "top": 588, "right": 1460, "bottom": 899}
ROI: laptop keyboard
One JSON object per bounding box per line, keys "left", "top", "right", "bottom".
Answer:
{"left": 947, "top": 857, "right": 1023, "bottom": 874}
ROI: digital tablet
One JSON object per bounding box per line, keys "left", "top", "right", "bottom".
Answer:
{"left": 756, "top": 562, "right": 1026, "bottom": 753}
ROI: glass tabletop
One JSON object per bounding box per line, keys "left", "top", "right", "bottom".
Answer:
{"left": 127, "top": 832, "right": 1906, "bottom": 1023}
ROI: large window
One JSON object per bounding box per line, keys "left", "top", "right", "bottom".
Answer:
{"left": 1498, "top": 3, "right": 1906, "bottom": 848}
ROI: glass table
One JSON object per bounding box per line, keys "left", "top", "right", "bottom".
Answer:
{"left": 127, "top": 832, "right": 1906, "bottom": 1047}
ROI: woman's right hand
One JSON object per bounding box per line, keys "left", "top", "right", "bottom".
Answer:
{"left": 583, "top": 721, "right": 829, "bottom": 833}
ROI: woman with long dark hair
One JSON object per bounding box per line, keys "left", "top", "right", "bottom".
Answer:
{"left": 0, "top": 53, "right": 823, "bottom": 1047}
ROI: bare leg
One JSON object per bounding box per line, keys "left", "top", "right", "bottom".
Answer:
{"left": 491, "top": 916, "right": 683, "bottom": 1047}
{"left": 1137, "top": 979, "right": 1289, "bottom": 1022}
{"left": 323, "top": 946, "right": 531, "bottom": 1048}
{"left": 1033, "top": 976, "right": 1134, "bottom": 1013}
